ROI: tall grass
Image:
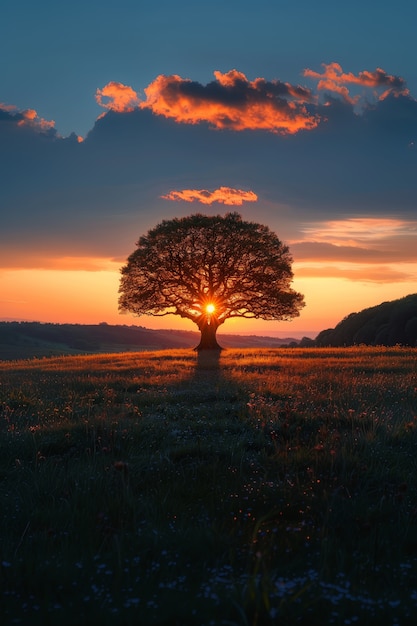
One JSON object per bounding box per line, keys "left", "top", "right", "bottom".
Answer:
{"left": 1, "top": 347, "right": 417, "bottom": 624}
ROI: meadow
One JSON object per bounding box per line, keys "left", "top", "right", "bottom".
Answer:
{"left": 1, "top": 346, "right": 417, "bottom": 625}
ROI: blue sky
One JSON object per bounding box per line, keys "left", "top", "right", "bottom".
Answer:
{"left": 1, "top": 1, "right": 417, "bottom": 336}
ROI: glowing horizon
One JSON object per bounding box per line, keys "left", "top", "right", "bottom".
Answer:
{"left": 1, "top": 261, "right": 415, "bottom": 339}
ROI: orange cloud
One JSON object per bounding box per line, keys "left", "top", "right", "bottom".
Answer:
{"left": 0, "top": 102, "right": 16, "bottom": 112}
{"left": 300, "top": 218, "right": 414, "bottom": 245}
{"left": 291, "top": 218, "right": 417, "bottom": 265}
{"left": 161, "top": 186, "right": 258, "bottom": 206}
{"left": 95, "top": 81, "right": 140, "bottom": 112}
{"left": 295, "top": 264, "right": 415, "bottom": 283}
{"left": 0, "top": 252, "right": 120, "bottom": 271}
{"left": 3, "top": 105, "right": 56, "bottom": 132}
{"left": 140, "top": 70, "right": 319, "bottom": 134}
{"left": 304, "top": 63, "right": 409, "bottom": 103}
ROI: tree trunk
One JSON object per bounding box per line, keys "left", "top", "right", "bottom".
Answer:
{"left": 195, "top": 321, "right": 222, "bottom": 351}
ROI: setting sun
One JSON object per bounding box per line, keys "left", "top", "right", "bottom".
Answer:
{"left": 206, "top": 303, "right": 216, "bottom": 314}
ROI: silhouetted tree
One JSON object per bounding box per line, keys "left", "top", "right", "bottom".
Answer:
{"left": 119, "top": 212, "right": 305, "bottom": 350}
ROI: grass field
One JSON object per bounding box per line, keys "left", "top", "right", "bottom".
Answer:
{"left": 1, "top": 347, "right": 417, "bottom": 625}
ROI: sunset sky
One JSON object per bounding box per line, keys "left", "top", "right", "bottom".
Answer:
{"left": 1, "top": 0, "right": 417, "bottom": 338}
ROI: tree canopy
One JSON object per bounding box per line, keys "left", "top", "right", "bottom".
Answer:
{"left": 119, "top": 212, "right": 304, "bottom": 349}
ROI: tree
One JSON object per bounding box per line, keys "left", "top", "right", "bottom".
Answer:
{"left": 119, "top": 212, "right": 305, "bottom": 350}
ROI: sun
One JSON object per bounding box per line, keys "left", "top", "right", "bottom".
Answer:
{"left": 206, "top": 303, "right": 215, "bottom": 314}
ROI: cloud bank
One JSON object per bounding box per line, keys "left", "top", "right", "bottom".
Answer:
{"left": 91, "top": 64, "right": 411, "bottom": 135}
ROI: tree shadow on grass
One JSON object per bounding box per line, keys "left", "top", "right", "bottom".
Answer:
{"left": 154, "top": 348, "right": 254, "bottom": 455}
{"left": 162, "top": 347, "right": 283, "bottom": 414}
{"left": 195, "top": 348, "right": 222, "bottom": 369}
{"left": 174, "top": 348, "right": 245, "bottom": 407}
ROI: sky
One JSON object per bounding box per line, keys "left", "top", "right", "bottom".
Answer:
{"left": 1, "top": 0, "right": 417, "bottom": 339}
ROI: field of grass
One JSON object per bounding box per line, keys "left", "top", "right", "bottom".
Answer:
{"left": 1, "top": 347, "right": 417, "bottom": 625}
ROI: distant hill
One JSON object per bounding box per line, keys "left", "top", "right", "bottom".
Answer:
{"left": 0, "top": 321, "right": 299, "bottom": 360}
{"left": 315, "top": 293, "right": 417, "bottom": 347}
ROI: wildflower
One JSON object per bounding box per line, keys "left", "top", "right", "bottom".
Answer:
{"left": 113, "top": 461, "right": 129, "bottom": 476}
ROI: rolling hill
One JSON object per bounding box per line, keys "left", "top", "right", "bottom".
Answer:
{"left": 0, "top": 321, "right": 298, "bottom": 360}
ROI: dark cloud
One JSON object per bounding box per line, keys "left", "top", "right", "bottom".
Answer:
{"left": 147, "top": 70, "right": 315, "bottom": 105}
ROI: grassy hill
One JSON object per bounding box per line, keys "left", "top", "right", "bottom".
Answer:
{"left": 315, "top": 293, "right": 417, "bottom": 347}
{"left": 1, "top": 346, "right": 417, "bottom": 624}
{"left": 0, "top": 321, "right": 298, "bottom": 360}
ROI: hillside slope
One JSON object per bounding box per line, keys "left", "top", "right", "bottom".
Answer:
{"left": 315, "top": 293, "right": 417, "bottom": 347}
{"left": 0, "top": 321, "right": 297, "bottom": 360}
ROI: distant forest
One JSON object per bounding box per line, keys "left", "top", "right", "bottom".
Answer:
{"left": 314, "top": 293, "right": 417, "bottom": 347}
